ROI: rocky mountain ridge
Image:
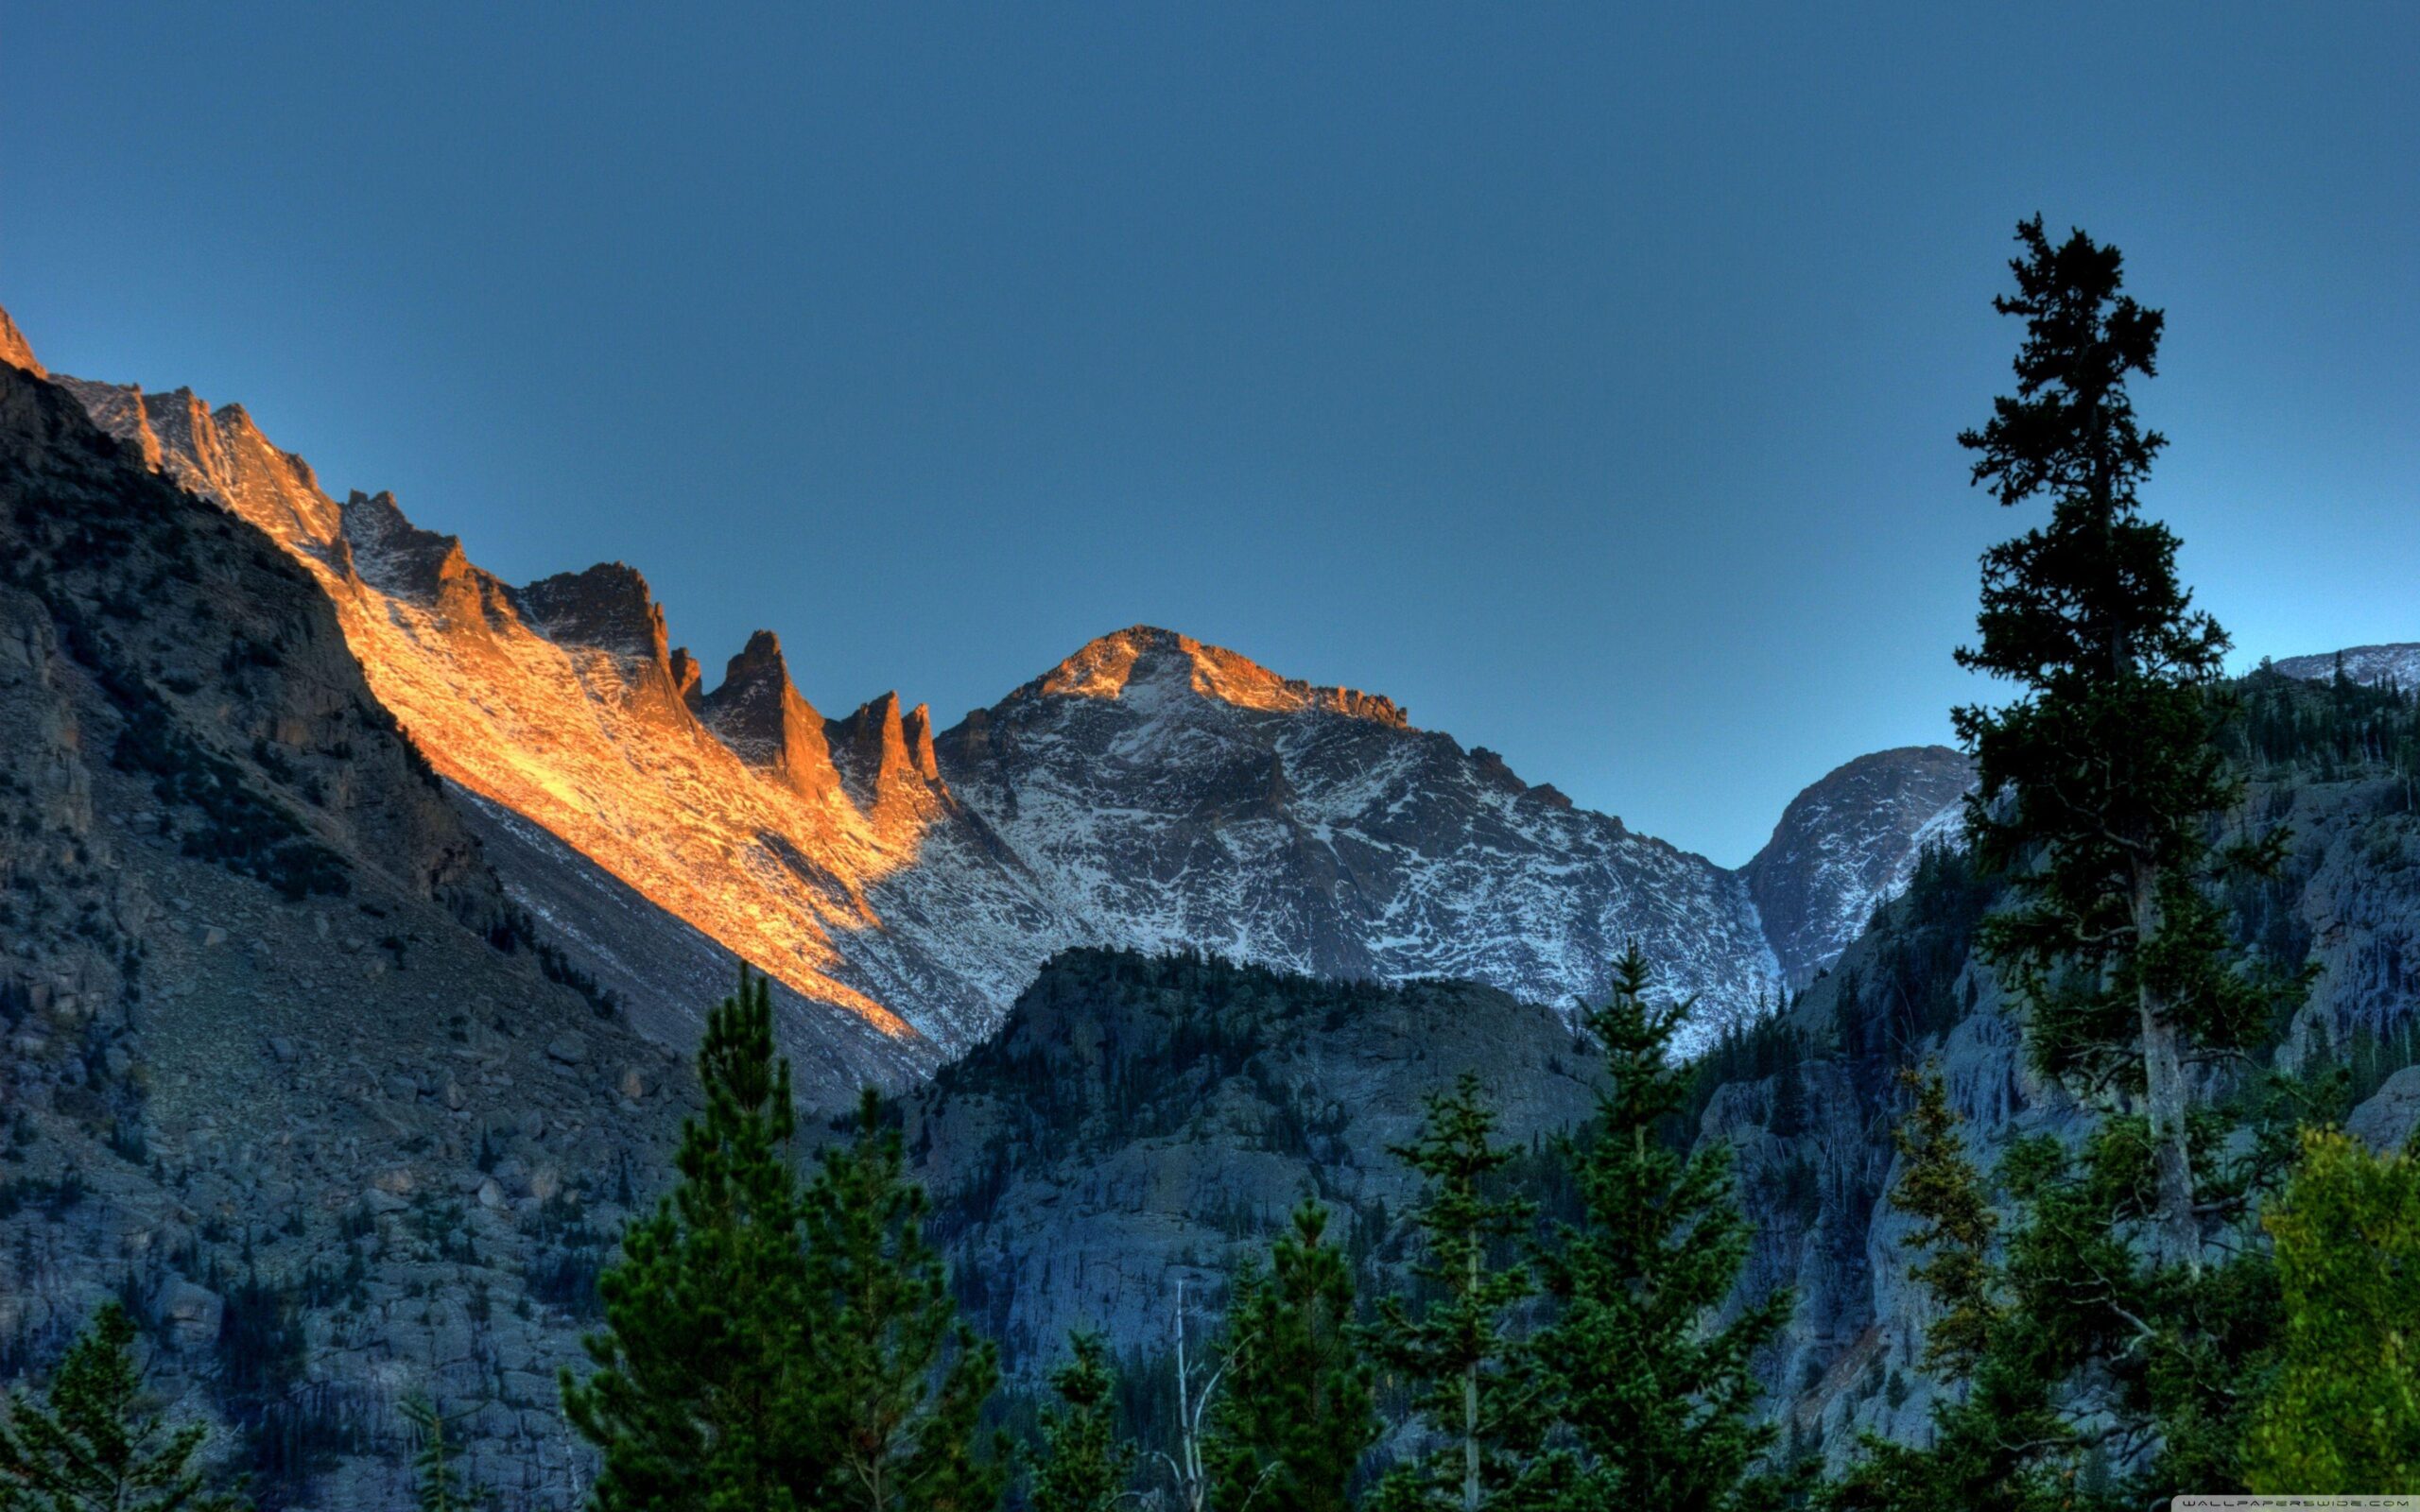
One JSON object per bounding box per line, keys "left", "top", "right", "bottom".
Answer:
{"left": 9, "top": 303, "right": 1966, "bottom": 1079}
{"left": 2273, "top": 642, "right": 2420, "bottom": 690}
{"left": 0, "top": 353, "right": 692, "bottom": 1508}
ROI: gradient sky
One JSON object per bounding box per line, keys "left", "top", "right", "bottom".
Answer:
{"left": 7, "top": 3, "right": 2414, "bottom": 865}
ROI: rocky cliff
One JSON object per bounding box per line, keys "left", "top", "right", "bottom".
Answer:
{"left": 1694, "top": 669, "right": 2420, "bottom": 1455}
{"left": 0, "top": 354, "right": 696, "bottom": 1507}
{"left": 905, "top": 948, "right": 1598, "bottom": 1372}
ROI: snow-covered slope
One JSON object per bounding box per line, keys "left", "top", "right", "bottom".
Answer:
{"left": 940, "top": 627, "right": 1783, "bottom": 1033}
{"left": 44, "top": 332, "right": 1960, "bottom": 1077}
{"left": 2273, "top": 643, "right": 2420, "bottom": 691}
{"left": 1741, "top": 746, "right": 1973, "bottom": 988}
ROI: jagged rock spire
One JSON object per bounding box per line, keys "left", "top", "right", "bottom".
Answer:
{"left": 700, "top": 630, "right": 841, "bottom": 803}
{"left": 0, "top": 303, "right": 45, "bottom": 377}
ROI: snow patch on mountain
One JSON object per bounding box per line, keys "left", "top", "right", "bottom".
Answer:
{"left": 2272, "top": 644, "right": 2420, "bottom": 691}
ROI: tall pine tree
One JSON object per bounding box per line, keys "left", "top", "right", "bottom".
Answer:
{"left": 1368, "top": 1074, "right": 1535, "bottom": 1512}
{"left": 0, "top": 1300, "right": 251, "bottom": 1512}
{"left": 795, "top": 1090, "right": 1004, "bottom": 1512}
{"left": 1029, "top": 1332, "right": 1137, "bottom": 1512}
{"left": 1207, "top": 1201, "right": 1379, "bottom": 1512}
{"left": 1528, "top": 947, "right": 1799, "bottom": 1512}
{"left": 562, "top": 969, "right": 819, "bottom": 1511}
{"left": 1952, "top": 215, "right": 2295, "bottom": 1272}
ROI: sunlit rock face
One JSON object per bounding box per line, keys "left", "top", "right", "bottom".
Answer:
{"left": 49, "top": 336, "right": 1964, "bottom": 1080}
{"left": 53, "top": 367, "right": 1063, "bottom": 1083}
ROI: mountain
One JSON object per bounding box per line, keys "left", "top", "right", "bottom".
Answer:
{"left": 908, "top": 949, "right": 1598, "bottom": 1369}
{"left": 19, "top": 304, "right": 1962, "bottom": 1075}
{"left": 909, "top": 671, "right": 2420, "bottom": 1446}
{"left": 1742, "top": 745, "right": 1971, "bottom": 988}
{"left": 0, "top": 353, "right": 690, "bottom": 1507}
{"left": 10, "top": 301, "right": 1998, "bottom": 1093}
{"left": 43, "top": 366, "right": 1071, "bottom": 1092}
{"left": 2273, "top": 642, "right": 2420, "bottom": 690}
{"left": 1689, "top": 665, "right": 2420, "bottom": 1456}
{"left": 936, "top": 626, "right": 1785, "bottom": 1037}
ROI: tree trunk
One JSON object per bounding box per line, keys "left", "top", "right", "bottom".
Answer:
{"left": 2135, "top": 862, "right": 2200, "bottom": 1275}
{"left": 1463, "top": 1242, "right": 1481, "bottom": 1512}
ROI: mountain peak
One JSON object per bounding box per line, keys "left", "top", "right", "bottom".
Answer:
{"left": 827, "top": 691, "right": 949, "bottom": 817}
{"left": 515, "top": 562, "right": 670, "bottom": 663}
{"left": 1745, "top": 744, "right": 1974, "bottom": 987}
{"left": 0, "top": 303, "right": 46, "bottom": 378}
{"left": 700, "top": 629, "right": 838, "bottom": 796}
{"left": 1033, "top": 626, "right": 1410, "bottom": 727}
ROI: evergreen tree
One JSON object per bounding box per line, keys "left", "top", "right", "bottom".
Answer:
{"left": 0, "top": 1300, "right": 251, "bottom": 1512}
{"left": 1528, "top": 947, "right": 1799, "bottom": 1512}
{"left": 1858, "top": 216, "right": 2310, "bottom": 1503}
{"left": 1825, "top": 1085, "right": 2082, "bottom": 1512}
{"left": 795, "top": 1090, "right": 1004, "bottom": 1512}
{"left": 1887, "top": 1069, "right": 1997, "bottom": 1374}
{"left": 1368, "top": 1074, "right": 1534, "bottom": 1512}
{"left": 2244, "top": 1128, "right": 2420, "bottom": 1492}
{"left": 1207, "top": 1201, "right": 1379, "bottom": 1512}
{"left": 1952, "top": 215, "right": 2297, "bottom": 1271}
{"left": 562, "top": 969, "right": 819, "bottom": 1512}
{"left": 400, "top": 1393, "right": 473, "bottom": 1512}
{"left": 1030, "top": 1332, "right": 1137, "bottom": 1512}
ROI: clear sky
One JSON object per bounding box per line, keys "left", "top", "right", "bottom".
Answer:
{"left": 7, "top": 4, "right": 2414, "bottom": 866}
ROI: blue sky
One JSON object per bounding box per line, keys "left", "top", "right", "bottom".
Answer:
{"left": 7, "top": 3, "right": 2414, "bottom": 865}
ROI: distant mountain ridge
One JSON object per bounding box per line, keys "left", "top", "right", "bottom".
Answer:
{"left": 1745, "top": 746, "right": 1973, "bottom": 988}
{"left": 2273, "top": 643, "right": 2420, "bottom": 691}
{"left": 10, "top": 303, "right": 1971, "bottom": 1081}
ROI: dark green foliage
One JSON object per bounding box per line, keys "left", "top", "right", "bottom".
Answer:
{"left": 1887, "top": 1070, "right": 1996, "bottom": 1375}
{"left": 923, "top": 950, "right": 1485, "bottom": 1168}
{"left": 1835, "top": 1088, "right": 2301, "bottom": 1508}
{"left": 207, "top": 1267, "right": 363, "bottom": 1501}
{"left": 796, "top": 1089, "right": 1005, "bottom": 1512}
{"left": 1028, "top": 1333, "right": 1136, "bottom": 1512}
{"left": 109, "top": 690, "right": 347, "bottom": 901}
{"left": 399, "top": 1394, "right": 475, "bottom": 1512}
{"left": 1950, "top": 215, "right": 2302, "bottom": 1268}
{"left": 521, "top": 1191, "right": 611, "bottom": 1322}
{"left": 0, "top": 1169, "right": 87, "bottom": 1221}
{"left": 562, "top": 970, "right": 817, "bottom": 1512}
{"left": 1834, "top": 217, "right": 2321, "bottom": 1508}
{"left": 1367, "top": 1075, "right": 1534, "bottom": 1512}
{"left": 485, "top": 908, "right": 622, "bottom": 1019}
{"left": 2228, "top": 663, "right": 2420, "bottom": 790}
{"left": 1528, "top": 947, "right": 1801, "bottom": 1511}
{"left": 0, "top": 1300, "right": 252, "bottom": 1511}
{"left": 1207, "top": 1201, "right": 1379, "bottom": 1512}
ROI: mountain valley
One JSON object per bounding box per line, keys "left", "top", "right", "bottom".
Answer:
{"left": 4, "top": 301, "right": 2415, "bottom": 1507}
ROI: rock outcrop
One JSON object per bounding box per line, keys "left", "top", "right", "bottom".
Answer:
{"left": 1743, "top": 746, "right": 1972, "bottom": 988}
{"left": 0, "top": 352, "right": 691, "bottom": 1508}
{"left": 907, "top": 949, "right": 1598, "bottom": 1370}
